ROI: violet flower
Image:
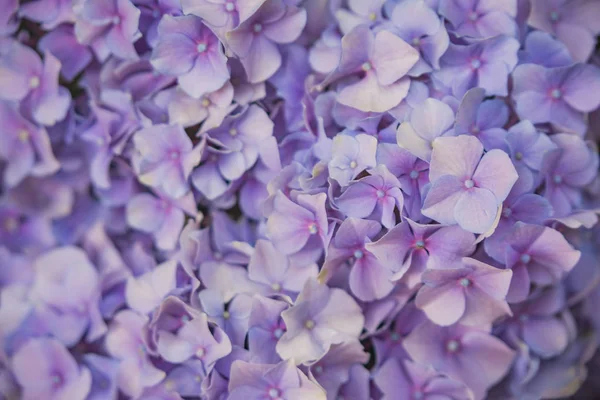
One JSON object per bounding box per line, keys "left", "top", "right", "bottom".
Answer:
{"left": 276, "top": 279, "right": 364, "bottom": 365}
{"left": 439, "top": 0, "right": 519, "bottom": 38}
{"left": 332, "top": 24, "right": 419, "bottom": 112}
{"left": 11, "top": 337, "right": 92, "bottom": 400}
{"left": 75, "top": 0, "right": 142, "bottom": 61}
{"left": 19, "top": 0, "right": 75, "bottom": 30}
{"left": 38, "top": 24, "right": 93, "bottom": 82}
{"left": 422, "top": 135, "right": 518, "bottom": 234}
{"left": 225, "top": 0, "right": 307, "bottom": 83}
{"left": 328, "top": 133, "right": 377, "bottom": 187}
{"left": 181, "top": 0, "right": 267, "bottom": 35}
{"left": 151, "top": 15, "right": 230, "bottom": 99}
{"left": 335, "top": 0, "right": 385, "bottom": 34}
{"left": 512, "top": 63, "right": 600, "bottom": 135}
{"left": 247, "top": 295, "right": 289, "bottom": 364}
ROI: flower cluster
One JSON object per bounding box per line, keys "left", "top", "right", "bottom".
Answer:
{"left": 1, "top": 0, "right": 600, "bottom": 399}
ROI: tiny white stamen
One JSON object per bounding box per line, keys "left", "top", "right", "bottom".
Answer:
{"left": 225, "top": 2, "right": 235, "bottom": 12}
{"left": 305, "top": 319, "right": 315, "bottom": 329}
{"left": 29, "top": 76, "right": 40, "bottom": 88}
{"left": 390, "top": 332, "right": 400, "bottom": 341}
{"left": 271, "top": 282, "right": 282, "bottom": 291}
{"left": 502, "top": 207, "right": 512, "bottom": 218}
{"left": 551, "top": 89, "right": 562, "bottom": 99}
{"left": 354, "top": 249, "right": 364, "bottom": 259}
{"left": 412, "top": 37, "right": 421, "bottom": 46}
{"left": 196, "top": 347, "right": 206, "bottom": 358}
{"left": 415, "top": 240, "right": 425, "bottom": 249}
{"left": 550, "top": 11, "right": 559, "bottom": 21}
{"left": 181, "top": 315, "right": 190, "bottom": 323}
{"left": 459, "top": 278, "right": 471, "bottom": 287}
{"left": 223, "top": 311, "right": 230, "bottom": 319}
{"left": 413, "top": 391, "right": 424, "bottom": 400}
{"left": 229, "top": 128, "right": 238, "bottom": 136}
{"left": 361, "top": 62, "right": 372, "bottom": 72}
{"left": 464, "top": 179, "right": 475, "bottom": 189}
{"left": 268, "top": 388, "right": 280, "bottom": 398}
{"left": 446, "top": 339, "right": 460, "bottom": 352}
{"left": 468, "top": 12, "right": 478, "bottom": 21}
{"left": 112, "top": 16, "right": 121, "bottom": 24}
{"left": 520, "top": 254, "right": 531, "bottom": 264}
{"left": 273, "top": 328, "right": 284, "bottom": 338}
{"left": 470, "top": 59, "right": 481, "bottom": 69}
{"left": 349, "top": 160, "right": 358, "bottom": 169}
{"left": 17, "top": 129, "right": 29, "bottom": 142}
{"left": 170, "top": 150, "right": 179, "bottom": 160}
{"left": 515, "top": 151, "right": 523, "bottom": 161}
{"left": 197, "top": 43, "right": 207, "bottom": 53}
{"left": 201, "top": 98, "right": 211, "bottom": 107}
{"left": 410, "top": 170, "right": 419, "bottom": 179}
{"left": 308, "top": 222, "right": 318, "bottom": 235}
{"left": 369, "top": 12, "right": 377, "bottom": 21}
{"left": 314, "top": 365, "right": 324, "bottom": 374}
{"left": 376, "top": 190, "right": 385, "bottom": 198}
{"left": 253, "top": 23, "right": 263, "bottom": 33}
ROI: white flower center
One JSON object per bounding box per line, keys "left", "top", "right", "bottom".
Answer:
{"left": 201, "top": 98, "right": 211, "bottom": 107}
{"left": 361, "top": 62, "right": 372, "bottom": 72}
{"left": 196, "top": 347, "right": 206, "bottom": 358}
{"left": 376, "top": 190, "right": 385, "bottom": 198}
{"left": 18, "top": 129, "right": 29, "bottom": 142}
{"left": 413, "top": 391, "right": 424, "bottom": 400}
{"left": 551, "top": 89, "right": 562, "bottom": 99}
{"left": 410, "top": 170, "right": 419, "bottom": 179}
{"left": 553, "top": 174, "right": 563, "bottom": 184}
{"left": 271, "top": 282, "right": 282, "bottom": 291}
{"left": 314, "top": 365, "right": 324, "bottom": 374}
{"left": 468, "top": 11, "right": 478, "bottom": 21}
{"left": 253, "top": 23, "right": 263, "bottom": 33}
{"left": 268, "top": 388, "right": 280, "bottom": 398}
{"left": 354, "top": 249, "right": 364, "bottom": 259}
{"left": 308, "top": 222, "right": 318, "bottom": 235}
{"left": 229, "top": 128, "right": 238, "bottom": 136}
{"left": 225, "top": 2, "right": 235, "bottom": 12}
{"left": 415, "top": 240, "right": 425, "bottom": 249}
{"left": 369, "top": 12, "right": 377, "bottom": 21}
{"left": 459, "top": 278, "right": 471, "bottom": 287}
{"left": 446, "top": 339, "right": 460, "bottom": 352}
{"left": 223, "top": 311, "right": 230, "bottom": 319}
{"left": 305, "top": 319, "right": 315, "bottom": 329}
{"left": 515, "top": 151, "right": 523, "bottom": 160}
{"left": 502, "top": 207, "right": 512, "bottom": 218}
{"left": 29, "top": 76, "right": 40, "bottom": 88}
{"left": 197, "top": 43, "right": 207, "bottom": 53}
{"left": 464, "top": 179, "right": 475, "bottom": 189}
{"left": 520, "top": 254, "right": 531, "bottom": 264}
{"left": 550, "top": 11, "right": 559, "bottom": 21}
{"left": 349, "top": 160, "right": 358, "bottom": 169}
{"left": 273, "top": 328, "right": 284, "bottom": 338}
{"left": 470, "top": 59, "right": 481, "bottom": 69}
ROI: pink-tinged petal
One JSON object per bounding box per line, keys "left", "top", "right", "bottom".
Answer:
{"left": 426, "top": 226, "right": 476, "bottom": 270}
{"left": 336, "top": 182, "right": 378, "bottom": 218}
{"left": 337, "top": 24, "right": 372, "bottom": 75}
{"left": 416, "top": 282, "right": 466, "bottom": 326}
{"left": 397, "top": 121, "right": 433, "bottom": 161}
{"left": 178, "top": 56, "right": 230, "bottom": 99}
{"left": 240, "top": 35, "right": 282, "bottom": 83}
{"left": 264, "top": 7, "right": 307, "bottom": 44}
{"left": 523, "top": 318, "right": 569, "bottom": 358}
{"left": 472, "top": 149, "right": 518, "bottom": 202}
{"left": 338, "top": 73, "right": 410, "bottom": 113}
{"left": 421, "top": 175, "right": 464, "bottom": 226}
{"left": 371, "top": 30, "right": 419, "bottom": 85}
{"left": 454, "top": 187, "right": 498, "bottom": 234}
{"left": 349, "top": 255, "right": 394, "bottom": 301}
{"left": 562, "top": 64, "right": 600, "bottom": 112}
{"left": 429, "top": 135, "right": 483, "bottom": 182}
{"left": 410, "top": 98, "right": 455, "bottom": 142}
{"left": 266, "top": 192, "right": 314, "bottom": 255}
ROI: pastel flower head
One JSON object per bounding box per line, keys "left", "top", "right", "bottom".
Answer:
{"left": 225, "top": 0, "right": 307, "bottom": 83}
{"left": 335, "top": 165, "right": 404, "bottom": 229}
{"left": 198, "top": 290, "right": 252, "bottom": 346}
{"left": 518, "top": 30, "right": 573, "bottom": 68}
{"left": 105, "top": 310, "right": 166, "bottom": 398}
{"left": 403, "top": 321, "right": 516, "bottom": 399}
{"left": 454, "top": 88, "right": 509, "bottom": 151}
{"left": 266, "top": 191, "right": 328, "bottom": 260}
{"left": 321, "top": 218, "right": 395, "bottom": 301}
{"left": 276, "top": 279, "right": 364, "bottom": 365}
{"left": 332, "top": 24, "right": 419, "bottom": 112}
{"left": 439, "top": 0, "right": 519, "bottom": 38}
{"left": 376, "top": 143, "right": 430, "bottom": 220}
{"left": 435, "top": 35, "right": 520, "bottom": 97}
{"left": 126, "top": 191, "right": 197, "bottom": 251}
{"left": 374, "top": 359, "right": 473, "bottom": 400}
{"left": 528, "top": 0, "right": 600, "bottom": 62}
{"left": 11, "top": 337, "right": 92, "bottom": 400}
{"left": 388, "top": 0, "right": 450, "bottom": 76}
{"left": 19, "top": 0, "right": 75, "bottom": 30}
{"left": 308, "top": 342, "right": 369, "bottom": 397}
{"left": 0, "top": 41, "right": 71, "bottom": 126}
{"left": 75, "top": 0, "right": 142, "bottom": 61}
{"left": 502, "top": 285, "right": 571, "bottom": 359}
{"left": 29, "top": 246, "right": 106, "bottom": 346}
{"left": 415, "top": 257, "right": 512, "bottom": 327}
{"left": 367, "top": 219, "right": 476, "bottom": 287}
{"left": 504, "top": 120, "right": 556, "bottom": 190}
{"left": 539, "top": 133, "right": 599, "bottom": 217}
{"left": 512, "top": 63, "right": 600, "bottom": 135}
{"left": 135, "top": 0, "right": 182, "bottom": 46}
{"left": 248, "top": 239, "right": 318, "bottom": 297}
{"left": 132, "top": 123, "right": 203, "bottom": 198}
{"left": 247, "top": 295, "right": 289, "bottom": 364}
{"left": 335, "top": 0, "right": 385, "bottom": 35}
{"left": 228, "top": 359, "right": 326, "bottom": 400}
{"left": 38, "top": 24, "right": 93, "bottom": 81}
{"left": 422, "top": 135, "right": 518, "bottom": 234}
{"left": 396, "top": 97, "right": 455, "bottom": 162}
{"left": 151, "top": 15, "right": 230, "bottom": 99}
{"left": 0, "top": 100, "right": 60, "bottom": 188}
{"left": 503, "top": 222, "right": 581, "bottom": 303}
{"left": 181, "top": 0, "right": 267, "bottom": 34}
{"left": 328, "top": 133, "right": 377, "bottom": 186}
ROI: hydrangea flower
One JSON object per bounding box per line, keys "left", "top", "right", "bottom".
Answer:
{"left": 512, "top": 63, "right": 600, "bottom": 135}
{"left": 151, "top": 15, "right": 230, "bottom": 99}
{"left": 38, "top": 24, "right": 93, "bottom": 81}
{"left": 503, "top": 222, "right": 581, "bottom": 303}
{"left": 247, "top": 295, "right": 289, "bottom": 364}
{"left": 276, "top": 279, "right": 364, "bottom": 365}
{"left": 132, "top": 123, "right": 203, "bottom": 198}
{"left": 335, "top": 0, "right": 385, "bottom": 34}
{"left": 180, "top": 0, "right": 267, "bottom": 35}
{"left": 332, "top": 25, "right": 419, "bottom": 112}
{"left": 328, "top": 133, "right": 377, "bottom": 186}
{"left": 415, "top": 257, "right": 512, "bottom": 327}
{"left": 74, "top": 0, "right": 142, "bottom": 61}
{"left": 225, "top": 0, "right": 307, "bottom": 83}
{"left": 228, "top": 359, "right": 326, "bottom": 400}
{"left": 422, "top": 135, "right": 519, "bottom": 234}
{"left": 11, "top": 337, "right": 92, "bottom": 400}
{"left": 19, "top": 0, "right": 75, "bottom": 30}
{"left": 439, "top": 0, "right": 518, "bottom": 38}
{"left": 435, "top": 35, "right": 519, "bottom": 97}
